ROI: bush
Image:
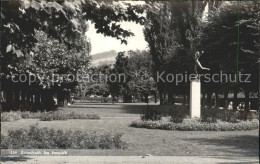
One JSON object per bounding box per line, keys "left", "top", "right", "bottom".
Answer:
{"left": 1, "top": 111, "right": 21, "bottom": 122}
{"left": 130, "top": 119, "right": 259, "bottom": 131}
{"left": 20, "top": 111, "right": 42, "bottom": 119}
{"left": 1, "top": 126, "right": 127, "bottom": 149}
{"left": 68, "top": 111, "right": 100, "bottom": 120}
{"left": 167, "top": 105, "right": 259, "bottom": 123}
{"left": 40, "top": 111, "right": 68, "bottom": 121}
{"left": 141, "top": 105, "right": 162, "bottom": 121}
{"left": 201, "top": 108, "right": 259, "bottom": 123}
{"left": 39, "top": 111, "right": 101, "bottom": 121}
{"left": 170, "top": 105, "right": 189, "bottom": 123}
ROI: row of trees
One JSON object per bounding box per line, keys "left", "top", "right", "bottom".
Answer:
{"left": 82, "top": 50, "right": 157, "bottom": 103}
{"left": 142, "top": 1, "right": 259, "bottom": 110}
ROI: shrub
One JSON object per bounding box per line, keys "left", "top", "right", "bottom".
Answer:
{"left": 1, "top": 111, "right": 21, "bottom": 122}
{"left": 68, "top": 111, "right": 100, "bottom": 120}
{"left": 201, "top": 108, "right": 259, "bottom": 123}
{"left": 20, "top": 111, "right": 42, "bottom": 119}
{"left": 40, "top": 111, "right": 68, "bottom": 121}
{"left": 170, "top": 105, "right": 189, "bottom": 123}
{"left": 0, "top": 126, "right": 127, "bottom": 149}
{"left": 141, "top": 106, "right": 162, "bottom": 121}
{"left": 130, "top": 119, "right": 259, "bottom": 131}
{"left": 39, "top": 111, "right": 101, "bottom": 121}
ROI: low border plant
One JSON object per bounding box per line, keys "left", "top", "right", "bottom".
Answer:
{"left": 1, "top": 126, "right": 127, "bottom": 149}
{"left": 130, "top": 118, "right": 259, "bottom": 131}
{"left": 1, "top": 111, "right": 21, "bottom": 122}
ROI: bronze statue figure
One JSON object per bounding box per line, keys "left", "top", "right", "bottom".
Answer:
{"left": 194, "top": 51, "right": 210, "bottom": 78}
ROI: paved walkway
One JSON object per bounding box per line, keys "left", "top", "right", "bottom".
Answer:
{"left": 1, "top": 156, "right": 259, "bottom": 164}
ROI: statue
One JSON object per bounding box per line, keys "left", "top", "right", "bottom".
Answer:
{"left": 194, "top": 51, "right": 210, "bottom": 78}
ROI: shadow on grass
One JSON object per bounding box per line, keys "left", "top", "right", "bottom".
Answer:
{"left": 68, "top": 103, "right": 173, "bottom": 115}
{"left": 186, "top": 135, "right": 259, "bottom": 156}
{"left": 121, "top": 104, "right": 173, "bottom": 115}
{"left": 0, "top": 156, "right": 32, "bottom": 162}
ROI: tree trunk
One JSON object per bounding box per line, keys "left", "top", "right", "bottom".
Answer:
{"left": 214, "top": 91, "right": 219, "bottom": 109}
{"left": 183, "top": 94, "right": 187, "bottom": 105}
{"left": 6, "top": 89, "right": 12, "bottom": 105}
{"left": 159, "top": 91, "right": 164, "bottom": 105}
{"left": 207, "top": 91, "right": 212, "bottom": 109}
{"left": 224, "top": 89, "right": 229, "bottom": 109}
{"left": 154, "top": 93, "right": 157, "bottom": 103}
{"left": 202, "top": 93, "right": 206, "bottom": 107}
{"left": 164, "top": 93, "right": 167, "bottom": 104}
{"left": 245, "top": 90, "right": 250, "bottom": 111}
{"left": 168, "top": 90, "right": 174, "bottom": 104}
{"left": 233, "top": 88, "right": 238, "bottom": 110}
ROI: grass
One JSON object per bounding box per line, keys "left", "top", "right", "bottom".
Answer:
{"left": 1, "top": 103, "right": 259, "bottom": 156}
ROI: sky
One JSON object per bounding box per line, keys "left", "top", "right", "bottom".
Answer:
{"left": 86, "top": 21, "right": 148, "bottom": 55}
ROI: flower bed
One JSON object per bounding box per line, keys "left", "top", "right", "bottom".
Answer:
{"left": 1, "top": 126, "right": 126, "bottom": 149}
{"left": 130, "top": 118, "right": 259, "bottom": 131}
{"left": 1, "top": 111, "right": 100, "bottom": 122}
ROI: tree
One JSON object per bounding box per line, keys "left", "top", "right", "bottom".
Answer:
{"left": 1, "top": 0, "right": 146, "bottom": 110}
{"left": 199, "top": 1, "right": 260, "bottom": 110}
{"left": 110, "top": 52, "right": 133, "bottom": 103}
{"left": 128, "top": 50, "right": 157, "bottom": 103}
{"left": 143, "top": 1, "right": 209, "bottom": 105}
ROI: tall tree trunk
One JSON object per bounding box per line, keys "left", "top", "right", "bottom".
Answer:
{"left": 214, "top": 91, "right": 219, "bottom": 109}
{"left": 202, "top": 93, "right": 206, "bottom": 107}
{"left": 224, "top": 89, "right": 229, "bottom": 109}
{"left": 244, "top": 90, "right": 250, "bottom": 111}
{"left": 168, "top": 90, "right": 174, "bottom": 104}
{"left": 206, "top": 91, "right": 212, "bottom": 109}
{"left": 112, "top": 94, "right": 115, "bottom": 104}
{"left": 233, "top": 88, "right": 238, "bottom": 110}
{"left": 154, "top": 93, "right": 157, "bottom": 103}
{"left": 159, "top": 91, "right": 164, "bottom": 105}
{"left": 164, "top": 93, "right": 167, "bottom": 104}
{"left": 6, "top": 89, "right": 12, "bottom": 106}
{"left": 183, "top": 94, "right": 187, "bottom": 105}
{"left": 14, "top": 89, "right": 20, "bottom": 109}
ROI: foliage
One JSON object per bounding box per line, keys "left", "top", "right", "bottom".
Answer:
{"left": 128, "top": 50, "right": 157, "bottom": 102}
{"left": 85, "top": 83, "right": 110, "bottom": 97}
{"left": 201, "top": 108, "right": 259, "bottom": 123}
{"left": 130, "top": 119, "right": 259, "bottom": 131}
{"left": 109, "top": 52, "right": 133, "bottom": 102}
{"left": 105, "top": 50, "right": 157, "bottom": 103}
{"left": 199, "top": 1, "right": 260, "bottom": 95}
{"left": 20, "top": 111, "right": 42, "bottom": 119}
{"left": 143, "top": 1, "right": 211, "bottom": 104}
{"left": 67, "top": 111, "right": 100, "bottom": 120}
{"left": 1, "top": 0, "right": 146, "bottom": 110}
{"left": 167, "top": 106, "right": 259, "bottom": 123}
{"left": 170, "top": 105, "right": 189, "bottom": 123}
{"left": 1, "top": 111, "right": 21, "bottom": 122}
{"left": 40, "top": 111, "right": 69, "bottom": 121}
{"left": 39, "top": 110, "right": 100, "bottom": 121}
{"left": 1, "top": 125, "right": 127, "bottom": 149}
{"left": 141, "top": 105, "right": 162, "bottom": 121}
{"left": 2, "top": 0, "right": 145, "bottom": 56}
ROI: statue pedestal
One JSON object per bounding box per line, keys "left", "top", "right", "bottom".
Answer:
{"left": 189, "top": 80, "right": 201, "bottom": 118}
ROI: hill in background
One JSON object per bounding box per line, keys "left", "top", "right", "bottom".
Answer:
{"left": 90, "top": 50, "right": 117, "bottom": 66}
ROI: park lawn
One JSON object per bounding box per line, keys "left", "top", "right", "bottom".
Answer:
{"left": 1, "top": 103, "right": 259, "bottom": 156}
